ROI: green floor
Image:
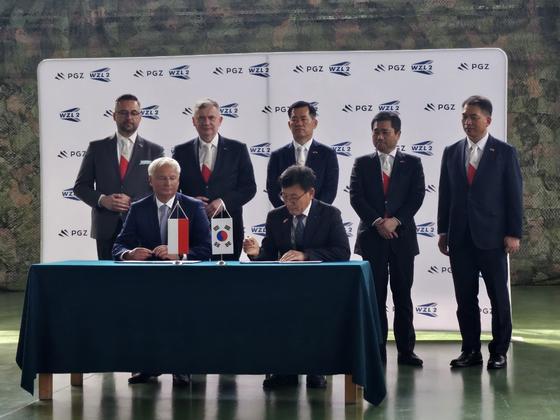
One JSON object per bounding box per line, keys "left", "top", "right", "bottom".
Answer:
{"left": 1, "top": 287, "right": 559, "bottom": 420}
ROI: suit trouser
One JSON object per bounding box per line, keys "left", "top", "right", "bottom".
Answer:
{"left": 449, "top": 230, "right": 512, "bottom": 355}
{"left": 96, "top": 219, "right": 123, "bottom": 260}
{"left": 360, "top": 234, "right": 416, "bottom": 354}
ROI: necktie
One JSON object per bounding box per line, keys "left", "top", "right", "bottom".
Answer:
{"left": 296, "top": 146, "right": 306, "bottom": 166}
{"left": 294, "top": 214, "right": 305, "bottom": 249}
{"left": 380, "top": 154, "right": 391, "bottom": 196}
{"left": 160, "top": 204, "right": 169, "bottom": 244}
{"left": 202, "top": 142, "right": 212, "bottom": 183}
{"left": 119, "top": 138, "right": 132, "bottom": 180}
{"left": 468, "top": 146, "right": 479, "bottom": 185}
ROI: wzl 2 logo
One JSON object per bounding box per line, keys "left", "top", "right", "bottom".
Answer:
{"left": 141, "top": 105, "right": 160, "bottom": 120}
{"left": 169, "top": 65, "right": 190, "bottom": 80}
{"left": 250, "top": 142, "right": 271, "bottom": 158}
{"left": 458, "top": 63, "right": 490, "bottom": 71}
{"left": 330, "top": 61, "right": 351, "bottom": 76}
{"left": 424, "top": 103, "right": 456, "bottom": 112}
{"left": 220, "top": 103, "right": 239, "bottom": 118}
{"left": 89, "top": 67, "right": 110, "bottom": 82}
{"left": 411, "top": 141, "right": 434, "bottom": 156}
{"left": 332, "top": 142, "right": 352, "bottom": 157}
{"left": 250, "top": 223, "right": 267, "bottom": 237}
{"left": 61, "top": 188, "right": 80, "bottom": 201}
{"left": 293, "top": 65, "right": 324, "bottom": 74}
{"left": 60, "top": 108, "right": 81, "bottom": 122}
{"left": 416, "top": 302, "right": 438, "bottom": 317}
{"left": 248, "top": 63, "right": 270, "bottom": 78}
{"left": 378, "top": 100, "right": 400, "bottom": 113}
{"left": 411, "top": 60, "right": 434, "bottom": 75}
{"left": 417, "top": 222, "right": 436, "bottom": 237}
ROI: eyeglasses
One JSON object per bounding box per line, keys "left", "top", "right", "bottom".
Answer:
{"left": 279, "top": 191, "right": 307, "bottom": 204}
{"left": 116, "top": 110, "right": 141, "bottom": 117}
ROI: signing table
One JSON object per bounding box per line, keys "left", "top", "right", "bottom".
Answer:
{"left": 16, "top": 260, "right": 386, "bottom": 405}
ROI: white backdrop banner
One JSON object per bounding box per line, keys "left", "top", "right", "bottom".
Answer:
{"left": 38, "top": 49, "right": 508, "bottom": 331}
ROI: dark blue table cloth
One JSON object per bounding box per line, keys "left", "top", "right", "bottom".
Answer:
{"left": 16, "top": 260, "right": 386, "bottom": 405}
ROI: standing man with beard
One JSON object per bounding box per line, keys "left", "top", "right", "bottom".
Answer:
{"left": 74, "top": 94, "right": 164, "bottom": 260}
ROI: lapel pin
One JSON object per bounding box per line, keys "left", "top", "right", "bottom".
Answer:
{"left": 489, "top": 148, "right": 495, "bottom": 152}
{"left": 283, "top": 218, "right": 289, "bottom": 223}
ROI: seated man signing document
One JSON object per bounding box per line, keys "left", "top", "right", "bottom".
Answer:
{"left": 242, "top": 165, "right": 350, "bottom": 389}
{"left": 243, "top": 165, "right": 350, "bottom": 263}
{"left": 112, "top": 157, "right": 212, "bottom": 262}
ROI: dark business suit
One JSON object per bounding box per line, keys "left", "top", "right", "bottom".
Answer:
{"left": 172, "top": 135, "right": 256, "bottom": 261}
{"left": 74, "top": 134, "right": 164, "bottom": 259}
{"left": 267, "top": 140, "right": 339, "bottom": 208}
{"left": 350, "top": 150, "right": 425, "bottom": 354}
{"left": 438, "top": 134, "right": 523, "bottom": 355}
{"left": 112, "top": 193, "right": 212, "bottom": 261}
{"left": 252, "top": 198, "right": 350, "bottom": 262}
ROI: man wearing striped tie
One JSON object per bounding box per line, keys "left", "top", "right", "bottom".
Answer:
{"left": 74, "top": 94, "right": 164, "bottom": 260}
{"left": 438, "top": 95, "right": 523, "bottom": 370}
{"left": 350, "top": 111, "right": 425, "bottom": 367}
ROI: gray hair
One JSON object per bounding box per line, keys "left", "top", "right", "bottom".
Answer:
{"left": 148, "top": 157, "right": 181, "bottom": 177}
{"left": 194, "top": 98, "right": 220, "bottom": 114}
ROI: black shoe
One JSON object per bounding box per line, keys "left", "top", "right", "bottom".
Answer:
{"left": 263, "top": 374, "right": 298, "bottom": 388}
{"left": 397, "top": 352, "right": 423, "bottom": 366}
{"left": 128, "top": 373, "right": 160, "bottom": 384}
{"left": 487, "top": 354, "right": 507, "bottom": 369}
{"left": 306, "top": 375, "right": 327, "bottom": 388}
{"left": 172, "top": 374, "right": 191, "bottom": 386}
{"left": 450, "top": 350, "right": 483, "bottom": 367}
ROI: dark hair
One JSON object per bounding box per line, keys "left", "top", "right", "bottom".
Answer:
{"left": 279, "top": 165, "right": 316, "bottom": 192}
{"left": 462, "top": 95, "right": 493, "bottom": 116}
{"left": 115, "top": 94, "right": 140, "bottom": 110}
{"left": 371, "top": 111, "right": 401, "bottom": 132}
{"left": 287, "top": 101, "right": 317, "bottom": 119}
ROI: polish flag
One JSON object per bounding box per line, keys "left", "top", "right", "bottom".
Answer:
{"left": 168, "top": 218, "right": 189, "bottom": 254}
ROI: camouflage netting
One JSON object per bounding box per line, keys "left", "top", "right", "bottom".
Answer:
{"left": 0, "top": 0, "right": 559, "bottom": 290}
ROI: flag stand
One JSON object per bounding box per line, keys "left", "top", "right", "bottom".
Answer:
{"left": 211, "top": 202, "right": 233, "bottom": 266}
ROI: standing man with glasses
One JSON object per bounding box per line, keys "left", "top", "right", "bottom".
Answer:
{"left": 243, "top": 165, "right": 350, "bottom": 388}
{"left": 74, "top": 94, "right": 164, "bottom": 260}
{"left": 438, "top": 95, "right": 523, "bottom": 370}
{"left": 266, "top": 101, "right": 339, "bottom": 208}
{"left": 172, "top": 98, "right": 256, "bottom": 261}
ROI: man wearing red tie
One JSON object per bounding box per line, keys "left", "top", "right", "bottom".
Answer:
{"left": 350, "top": 112, "right": 425, "bottom": 366}
{"left": 74, "top": 94, "right": 164, "bottom": 260}
{"left": 438, "top": 95, "right": 523, "bottom": 370}
{"left": 172, "top": 98, "right": 256, "bottom": 261}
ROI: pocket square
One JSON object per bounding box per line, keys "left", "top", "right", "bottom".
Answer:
{"left": 140, "top": 160, "right": 152, "bottom": 165}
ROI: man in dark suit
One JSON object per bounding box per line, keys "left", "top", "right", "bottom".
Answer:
{"left": 172, "top": 98, "right": 256, "bottom": 261}
{"left": 266, "top": 101, "right": 339, "bottom": 208}
{"left": 438, "top": 95, "right": 523, "bottom": 370}
{"left": 349, "top": 112, "right": 425, "bottom": 366}
{"left": 74, "top": 94, "right": 164, "bottom": 260}
{"left": 112, "top": 157, "right": 212, "bottom": 385}
{"left": 243, "top": 165, "right": 350, "bottom": 388}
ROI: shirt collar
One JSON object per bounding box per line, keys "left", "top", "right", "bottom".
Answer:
{"left": 116, "top": 130, "right": 138, "bottom": 145}
{"left": 155, "top": 196, "right": 175, "bottom": 209}
{"left": 467, "top": 132, "right": 489, "bottom": 151}
{"left": 198, "top": 134, "right": 219, "bottom": 149}
{"left": 293, "top": 138, "right": 313, "bottom": 151}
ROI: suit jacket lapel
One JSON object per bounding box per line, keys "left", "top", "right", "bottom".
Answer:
{"left": 108, "top": 135, "right": 120, "bottom": 178}
{"left": 126, "top": 135, "right": 144, "bottom": 175}
{"left": 212, "top": 135, "right": 227, "bottom": 179}
{"left": 373, "top": 152, "right": 385, "bottom": 197}
{"left": 458, "top": 138, "right": 469, "bottom": 183}
{"left": 302, "top": 199, "right": 319, "bottom": 247}
{"left": 281, "top": 209, "right": 293, "bottom": 249}
{"left": 474, "top": 135, "right": 496, "bottom": 184}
